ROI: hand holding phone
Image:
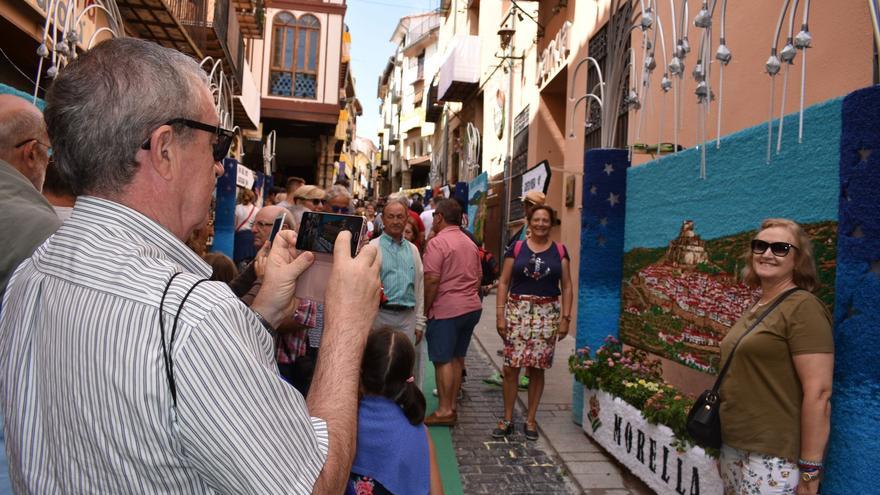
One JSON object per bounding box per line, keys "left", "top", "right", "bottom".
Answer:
{"left": 250, "top": 229, "right": 314, "bottom": 328}
{"left": 294, "top": 211, "right": 366, "bottom": 302}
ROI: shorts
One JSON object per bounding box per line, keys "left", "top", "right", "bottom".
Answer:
{"left": 720, "top": 444, "right": 798, "bottom": 494}
{"left": 425, "top": 309, "right": 482, "bottom": 364}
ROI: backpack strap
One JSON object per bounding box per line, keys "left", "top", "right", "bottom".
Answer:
{"left": 513, "top": 240, "right": 523, "bottom": 258}
{"left": 555, "top": 242, "right": 566, "bottom": 259}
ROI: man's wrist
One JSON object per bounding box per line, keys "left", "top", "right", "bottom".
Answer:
{"left": 249, "top": 300, "right": 284, "bottom": 329}
{"left": 250, "top": 308, "right": 277, "bottom": 338}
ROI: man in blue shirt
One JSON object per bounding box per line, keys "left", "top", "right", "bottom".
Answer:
{"left": 369, "top": 198, "right": 425, "bottom": 386}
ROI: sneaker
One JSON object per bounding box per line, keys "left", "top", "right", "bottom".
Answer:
{"left": 483, "top": 372, "right": 503, "bottom": 386}
{"left": 518, "top": 376, "right": 530, "bottom": 390}
{"left": 491, "top": 419, "right": 514, "bottom": 439}
{"left": 524, "top": 422, "right": 539, "bottom": 441}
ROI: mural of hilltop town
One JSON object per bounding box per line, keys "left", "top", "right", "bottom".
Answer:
{"left": 620, "top": 220, "right": 836, "bottom": 374}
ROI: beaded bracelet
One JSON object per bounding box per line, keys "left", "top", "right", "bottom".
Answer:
{"left": 798, "top": 459, "right": 823, "bottom": 470}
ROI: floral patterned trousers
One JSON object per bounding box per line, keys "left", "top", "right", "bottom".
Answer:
{"left": 720, "top": 444, "right": 799, "bottom": 494}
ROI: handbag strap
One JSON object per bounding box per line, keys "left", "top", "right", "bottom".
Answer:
{"left": 711, "top": 287, "right": 802, "bottom": 392}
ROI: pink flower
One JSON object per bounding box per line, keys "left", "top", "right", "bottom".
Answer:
{"left": 612, "top": 352, "right": 621, "bottom": 359}
{"left": 354, "top": 478, "right": 374, "bottom": 495}
{"left": 606, "top": 359, "right": 615, "bottom": 367}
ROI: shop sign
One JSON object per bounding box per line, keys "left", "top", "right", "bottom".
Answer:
{"left": 583, "top": 388, "right": 723, "bottom": 495}
{"left": 521, "top": 160, "right": 550, "bottom": 197}
{"left": 236, "top": 164, "right": 255, "bottom": 189}
{"left": 537, "top": 21, "right": 572, "bottom": 87}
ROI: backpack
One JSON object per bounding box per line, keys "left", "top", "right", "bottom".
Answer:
{"left": 479, "top": 247, "right": 498, "bottom": 286}
{"left": 513, "top": 240, "right": 566, "bottom": 259}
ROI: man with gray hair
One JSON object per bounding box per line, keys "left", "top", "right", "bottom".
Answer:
{"left": 0, "top": 94, "right": 62, "bottom": 298}
{"left": 0, "top": 38, "right": 380, "bottom": 494}
{"left": 369, "top": 197, "right": 425, "bottom": 386}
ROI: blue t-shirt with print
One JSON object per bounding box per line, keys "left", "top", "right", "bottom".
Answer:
{"left": 505, "top": 241, "right": 568, "bottom": 297}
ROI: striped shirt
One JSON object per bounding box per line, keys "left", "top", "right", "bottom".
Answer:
{"left": 374, "top": 233, "right": 416, "bottom": 307}
{"left": 0, "top": 196, "right": 328, "bottom": 493}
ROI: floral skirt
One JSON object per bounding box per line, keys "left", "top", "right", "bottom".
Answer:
{"left": 503, "top": 294, "right": 560, "bottom": 369}
{"left": 720, "top": 444, "right": 798, "bottom": 495}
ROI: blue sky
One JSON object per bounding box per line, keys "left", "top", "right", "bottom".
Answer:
{"left": 347, "top": 0, "right": 439, "bottom": 146}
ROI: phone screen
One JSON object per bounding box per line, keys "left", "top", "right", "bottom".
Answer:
{"left": 295, "top": 211, "right": 364, "bottom": 257}
{"left": 268, "top": 212, "right": 286, "bottom": 244}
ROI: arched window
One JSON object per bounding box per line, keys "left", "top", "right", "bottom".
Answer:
{"left": 270, "top": 12, "right": 321, "bottom": 99}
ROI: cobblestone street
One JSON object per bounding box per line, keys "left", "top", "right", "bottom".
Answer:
{"left": 451, "top": 346, "right": 580, "bottom": 494}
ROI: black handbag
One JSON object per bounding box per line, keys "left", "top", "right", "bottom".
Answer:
{"left": 685, "top": 287, "right": 802, "bottom": 449}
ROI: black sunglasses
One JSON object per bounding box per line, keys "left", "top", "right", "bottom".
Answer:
{"left": 140, "top": 118, "right": 234, "bottom": 162}
{"left": 751, "top": 239, "right": 799, "bottom": 257}
{"left": 330, "top": 205, "right": 350, "bottom": 214}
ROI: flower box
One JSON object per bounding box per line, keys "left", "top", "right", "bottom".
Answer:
{"left": 582, "top": 387, "right": 723, "bottom": 495}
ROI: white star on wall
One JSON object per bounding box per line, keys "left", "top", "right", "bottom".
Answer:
{"left": 607, "top": 192, "right": 620, "bottom": 207}
{"left": 858, "top": 147, "right": 873, "bottom": 163}
{"left": 599, "top": 217, "right": 608, "bottom": 226}
{"left": 603, "top": 163, "right": 615, "bottom": 176}
{"left": 590, "top": 185, "right": 598, "bottom": 195}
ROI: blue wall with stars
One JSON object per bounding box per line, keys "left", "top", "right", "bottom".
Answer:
{"left": 574, "top": 148, "right": 630, "bottom": 424}
{"left": 824, "top": 85, "right": 880, "bottom": 492}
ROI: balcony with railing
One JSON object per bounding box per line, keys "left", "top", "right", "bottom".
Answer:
{"left": 402, "top": 15, "right": 439, "bottom": 57}
{"left": 438, "top": 35, "right": 480, "bottom": 102}
{"left": 116, "top": 0, "right": 244, "bottom": 83}
{"left": 233, "top": 0, "right": 264, "bottom": 38}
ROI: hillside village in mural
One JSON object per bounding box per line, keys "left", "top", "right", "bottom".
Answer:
{"left": 620, "top": 220, "right": 837, "bottom": 374}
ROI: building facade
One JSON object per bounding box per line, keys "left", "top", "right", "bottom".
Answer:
{"left": 0, "top": 0, "right": 360, "bottom": 189}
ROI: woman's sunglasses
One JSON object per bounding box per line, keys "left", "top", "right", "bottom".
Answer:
{"left": 751, "top": 239, "right": 798, "bottom": 257}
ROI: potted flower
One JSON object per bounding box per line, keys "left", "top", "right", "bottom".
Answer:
{"left": 569, "top": 336, "right": 723, "bottom": 495}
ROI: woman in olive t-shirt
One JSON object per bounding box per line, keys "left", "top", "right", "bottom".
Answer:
{"left": 718, "top": 218, "right": 833, "bottom": 495}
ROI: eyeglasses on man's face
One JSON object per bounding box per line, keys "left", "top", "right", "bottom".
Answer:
{"left": 254, "top": 220, "right": 275, "bottom": 230}
{"left": 751, "top": 239, "right": 798, "bottom": 257}
{"left": 330, "top": 205, "right": 350, "bottom": 214}
{"left": 140, "top": 118, "right": 234, "bottom": 162}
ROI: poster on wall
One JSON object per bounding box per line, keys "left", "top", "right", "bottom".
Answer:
{"left": 467, "top": 172, "right": 489, "bottom": 244}
{"left": 620, "top": 219, "right": 837, "bottom": 373}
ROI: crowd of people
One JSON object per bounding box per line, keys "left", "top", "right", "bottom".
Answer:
{"left": 0, "top": 36, "right": 835, "bottom": 495}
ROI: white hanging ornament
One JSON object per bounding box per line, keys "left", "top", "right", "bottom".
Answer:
{"left": 661, "top": 74, "right": 672, "bottom": 92}
{"left": 780, "top": 41, "right": 797, "bottom": 63}
{"left": 715, "top": 42, "right": 732, "bottom": 65}
{"left": 765, "top": 51, "right": 781, "bottom": 76}
{"left": 694, "top": 3, "right": 712, "bottom": 29}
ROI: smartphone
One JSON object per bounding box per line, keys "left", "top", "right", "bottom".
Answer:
{"left": 294, "top": 211, "right": 366, "bottom": 302}
{"left": 268, "top": 211, "right": 286, "bottom": 244}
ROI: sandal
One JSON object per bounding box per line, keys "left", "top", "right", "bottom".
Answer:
{"left": 424, "top": 411, "right": 457, "bottom": 427}
{"left": 491, "top": 419, "right": 514, "bottom": 439}
{"left": 524, "top": 422, "right": 539, "bottom": 441}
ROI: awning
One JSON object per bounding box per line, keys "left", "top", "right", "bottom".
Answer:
{"left": 407, "top": 155, "right": 431, "bottom": 167}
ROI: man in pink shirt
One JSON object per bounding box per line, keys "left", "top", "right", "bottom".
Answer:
{"left": 422, "top": 199, "right": 482, "bottom": 426}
